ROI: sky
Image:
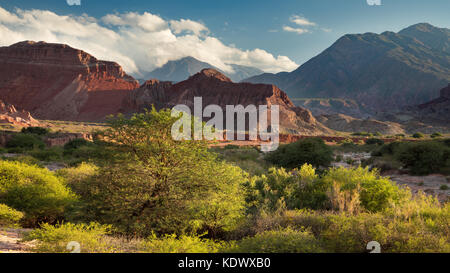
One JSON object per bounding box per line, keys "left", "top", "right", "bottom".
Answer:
{"left": 0, "top": 0, "right": 449, "bottom": 77}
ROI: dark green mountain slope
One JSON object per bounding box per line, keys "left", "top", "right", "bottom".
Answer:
{"left": 244, "top": 23, "right": 450, "bottom": 113}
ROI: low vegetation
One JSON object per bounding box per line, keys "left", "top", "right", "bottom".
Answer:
{"left": 0, "top": 109, "right": 449, "bottom": 253}
{"left": 0, "top": 203, "right": 24, "bottom": 227}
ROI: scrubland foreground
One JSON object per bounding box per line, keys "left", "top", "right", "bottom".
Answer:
{"left": 0, "top": 109, "right": 449, "bottom": 253}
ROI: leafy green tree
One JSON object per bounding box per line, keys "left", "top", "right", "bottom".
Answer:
{"left": 21, "top": 127, "right": 50, "bottom": 136}
{"left": 396, "top": 141, "right": 450, "bottom": 175}
{"left": 430, "top": 132, "right": 443, "bottom": 139}
{"left": 6, "top": 134, "right": 45, "bottom": 151}
{"left": 69, "top": 108, "right": 246, "bottom": 237}
{"left": 265, "top": 138, "right": 333, "bottom": 169}
{"left": 412, "top": 132, "right": 424, "bottom": 139}
{"left": 365, "top": 138, "right": 384, "bottom": 145}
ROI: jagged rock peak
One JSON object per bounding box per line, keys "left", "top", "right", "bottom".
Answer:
{"left": 190, "top": 68, "right": 233, "bottom": 82}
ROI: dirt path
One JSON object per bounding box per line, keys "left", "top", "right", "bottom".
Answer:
{"left": 0, "top": 228, "right": 35, "bottom": 253}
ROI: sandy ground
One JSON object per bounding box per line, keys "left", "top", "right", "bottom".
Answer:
{"left": 0, "top": 228, "right": 35, "bottom": 253}
{"left": 388, "top": 173, "right": 450, "bottom": 202}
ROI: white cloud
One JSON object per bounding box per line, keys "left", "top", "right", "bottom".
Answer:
{"left": 290, "top": 15, "right": 316, "bottom": 26}
{"left": 283, "top": 15, "right": 330, "bottom": 35}
{"left": 283, "top": 26, "right": 309, "bottom": 35}
{"left": 0, "top": 6, "right": 298, "bottom": 76}
{"left": 169, "top": 19, "right": 209, "bottom": 36}
{"left": 66, "top": 0, "right": 81, "bottom": 6}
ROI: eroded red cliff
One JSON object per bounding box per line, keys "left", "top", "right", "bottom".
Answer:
{"left": 123, "top": 69, "right": 332, "bottom": 135}
{"left": 0, "top": 41, "right": 139, "bottom": 121}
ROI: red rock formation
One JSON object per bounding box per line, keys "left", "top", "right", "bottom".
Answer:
{"left": 0, "top": 100, "right": 39, "bottom": 127}
{"left": 123, "top": 69, "right": 332, "bottom": 135}
{"left": 0, "top": 41, "right": 139, "bottom": 121}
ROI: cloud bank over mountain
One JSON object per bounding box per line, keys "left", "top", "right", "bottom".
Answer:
{"left": 0, "top": 6, "right": 298, "bottom": 76}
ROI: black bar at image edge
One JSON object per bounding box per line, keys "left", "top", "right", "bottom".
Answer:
{"left": 0, "top": 253, "right": 446, "bottom": 272}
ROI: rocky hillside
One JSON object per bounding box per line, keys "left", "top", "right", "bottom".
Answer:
{"left": 413, "top": 83, "right": 450, "bottom": 123}
{"left": 292, "top": 98, "right": 370, "bottom": 118}
{"left": 123, "top": 69, "right": 332, "bottom": 135}
{"left": 244, "top": 23, "right": 450, "bottom": 115}
{"left": 317, "top": 114, "right": 404, "bottom": 135}
{"left": 145, "top": 56, "right": 263, "bottom": 83}
{"left": 0, "top": 100, "right": 39, "bottom": 127}
{"left": 0, "top": 41, "right": 139, "bottom": 121}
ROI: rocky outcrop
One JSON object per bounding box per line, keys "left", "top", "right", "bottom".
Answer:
{"left": 317, "top": 114, "right": 405, "bottom": 135}
{"left": 414, "top": 84, "right": 450, "bottom": 122}
{"left": 123, "top": 69, "right": 333, "bottom": 135}
{"left": 0, "top": 100, "right": 39, "bottom": 127}
{"left": 0, "top": 41, "right": 139, "bottom": 121}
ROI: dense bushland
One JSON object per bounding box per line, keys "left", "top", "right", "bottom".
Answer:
{"left": 1, "top": 109, "right": 448, "bottom": 253}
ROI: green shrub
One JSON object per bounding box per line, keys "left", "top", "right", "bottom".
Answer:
{"left": 56, "top": 163, "right": 99, "bottom": 187}
{"left": 6, "top": 134, "right": 45, "bottom": 151}
{"left": 0, "top": 160, "right": 76, "bottom": 226}
{"left": 21, "top": 127, "right": 50, "bottom": 136}
{"left": 246, "top": 164, "right": 328, "bottom": 213}
{"left": 63, "top": 139, "right": 92, "bottom": 151}
{"left": 2, "top": 155, "right": 41, "bottom": 166}
{"left": 139, "top": 234, "right": 226, "bottom": 253}
{"left": 224, "top": 144, "right": 240, "bottom": 150}
{"left": 412, "top": 132, "right": 424, "bottom": 139}
{"left": 375, "top": 141, "right": 404, "bottom": 156}
{"left": 352, "top": 132, "right": 373, "bottom": 137}
{"left": 321, "top": 167, "right": 401, "bottom": 213}
{"left": 23, "top": 222, "right": 113, "bottom": 253}
{"left": 265, "top": 138, "right": 333, "bottom": 169}
{"left": 440, "top": 185, "right": 449, "bottom": 191}
{"left": 0, "top": 203, "right": 24, "bottom": 227}
{"left": 228, "top": 228, "right": 324, "bottom": 253}
{"left": 29, "top": 148, "right": 63, "bottom": 162}
{"left": 365, "top": 138, "right": 384, "bottom": 146}
{"left": 431, "top": 132, "right": 443, "bottom": 139}
{"left": 396, "top": 141, "right": 450, "bottom": 175}
{"left": 62, "top": 142, "right": 117, "bottom": 163}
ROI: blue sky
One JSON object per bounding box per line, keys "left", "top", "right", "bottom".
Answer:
{"left": 0, "top": 0, "right": 448, "bottom": 75}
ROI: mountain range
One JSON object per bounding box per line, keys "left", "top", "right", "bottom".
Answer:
{"left": 0, "top": 41, "right": 328, "bottom": 134}
{"left": 144, "top": 56, "right": 263, "bottom": 83}
{"left": 0, "top": 22, "right": 448, "bottom": 135}
{"left": 244, "top": 23, "right": 450, "bottom": 115}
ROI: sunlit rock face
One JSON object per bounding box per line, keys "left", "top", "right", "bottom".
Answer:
{"left": 0, "top": 41, "right": 139, "bottom": 121}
